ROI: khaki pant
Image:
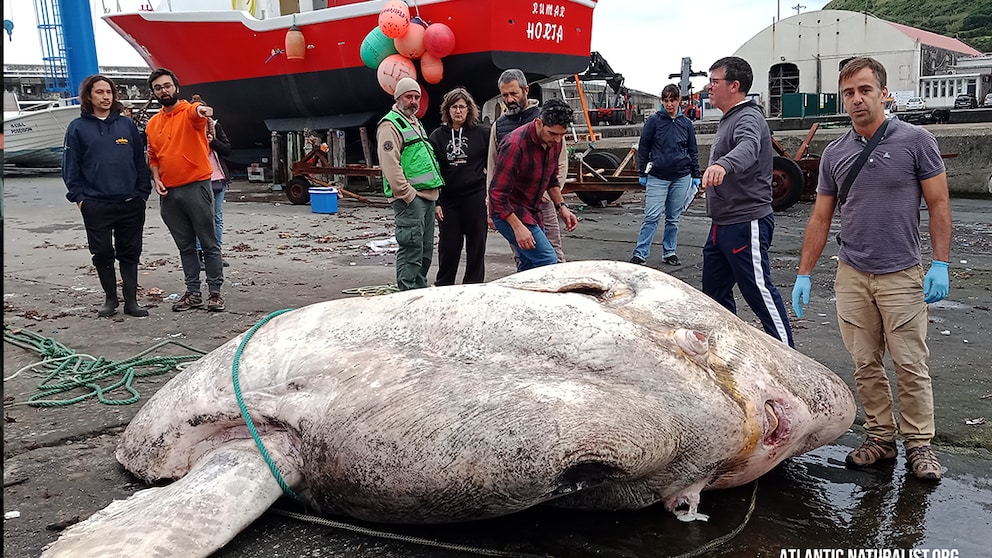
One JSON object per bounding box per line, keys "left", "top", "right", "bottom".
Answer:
{"left": 835, "top": 261, "right": 934, "bottom": 448}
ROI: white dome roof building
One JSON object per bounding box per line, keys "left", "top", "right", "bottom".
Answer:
{"left": 733, "top": 9, "right": 984, "bottom": 115}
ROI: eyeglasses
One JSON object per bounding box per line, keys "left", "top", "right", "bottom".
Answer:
{"left": 708, "top": 78, "right": 731, "bottom": 85}
{"left": 450, "top": 104, "right": 468, "bottom": 111}
{"left": 152, "top": 83, "right": 175, "bottom": 92}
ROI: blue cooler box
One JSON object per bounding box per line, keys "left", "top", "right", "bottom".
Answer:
{"left": 309, "top": 187, "right": 338, "bottom": 214}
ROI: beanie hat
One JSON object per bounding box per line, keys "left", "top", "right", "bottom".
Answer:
{"left": 393, "top": 77, "right": 421, "bottom": 100}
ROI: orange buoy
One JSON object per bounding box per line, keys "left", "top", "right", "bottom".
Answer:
{"left": 394, "top": 20, "right": 426, "bottom": 59}
{"left": 285, "top": 24, "right": 305, "bottom": 61}
{"left": 420, "top": 52, "right": 443, "bottom": 84}
{"left": 376, "top": 54, "right": 417, "bottom": 95}
{"left": 378, "top": 1, "right": 410, "bottom": 39}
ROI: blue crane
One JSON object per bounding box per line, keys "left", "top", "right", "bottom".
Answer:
{"left": 33, "top": 0, "right": 100, "bottom": 98}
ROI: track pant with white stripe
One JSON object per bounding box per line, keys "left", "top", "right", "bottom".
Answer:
{"left": 702, "top": 214, "right": 794, "bottom": 347}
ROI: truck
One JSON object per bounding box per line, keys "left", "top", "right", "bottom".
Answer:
{"left": 571, "top": 52, "right": 635, "bottom": 126}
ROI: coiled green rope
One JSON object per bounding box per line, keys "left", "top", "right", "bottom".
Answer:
{"left": 3, "top": 325, "right": 205, "bottom": 407}
{"left": 230, "top": 308, "right": 302, "bottom": 502}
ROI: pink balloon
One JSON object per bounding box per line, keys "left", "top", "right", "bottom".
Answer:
{"left": 394, "top": 21, "right": 426, "bottom": 59}
{"left": 420, "top": 52, "right": 443, "bottom": 84}
{"left": 376, "top": 54, "right": 417, "bottom": 95}
{"left": 423, "top": 23, "right": 455, "bottom": 58}
{"left": 378, "top": 1, "right": 410, "bottom": 39}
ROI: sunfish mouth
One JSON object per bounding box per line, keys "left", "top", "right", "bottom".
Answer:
{"left": 762, "top": 400, "right": 791, "bottom": 448}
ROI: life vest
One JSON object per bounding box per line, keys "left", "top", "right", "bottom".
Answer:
{"left": 380, "top": 110, "right": 444, "bottom": 197}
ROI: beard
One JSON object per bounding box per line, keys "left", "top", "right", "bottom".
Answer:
{"left": 398, "top": 103, "right": 419, "bottom": 118}
{"left": 503, "top": 100, "right": 522, "bottom": 115}
{"left": 157, "top": 94, "right": 178, "bottom": 107}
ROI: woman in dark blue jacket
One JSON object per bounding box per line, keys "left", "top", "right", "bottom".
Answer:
{"left": 63, "top": 74, "right": 152, "bottom": 317}
{"left": 631, "top": 84, "right": 701, "bottom": 266}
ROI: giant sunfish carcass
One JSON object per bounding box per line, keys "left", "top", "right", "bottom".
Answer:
{"left": 43, "top": 261, "right": 856, "bottom": 558}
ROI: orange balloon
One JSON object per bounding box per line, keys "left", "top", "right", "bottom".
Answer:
{"left": 378, "top": 1, "right": 410, "bottom": 39}
{"left": 420, "top": 52, "right": 443, "bottom": 84}
{"left": 394, "top": 21, "right": 426, "bottom": 59}
{"left": 376, "top": 54, "right": 417, "bottom": 95}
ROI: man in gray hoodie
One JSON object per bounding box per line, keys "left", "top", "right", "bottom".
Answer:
{"left": 699, "top": 57, "right": 793, "bottom": 347}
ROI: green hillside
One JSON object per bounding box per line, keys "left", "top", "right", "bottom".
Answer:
{"left": 825, "top": 0, "right": 992, "bottom": 53}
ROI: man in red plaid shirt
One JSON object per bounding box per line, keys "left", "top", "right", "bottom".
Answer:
{"left": 488, "top": 98, "right": 578, "bottom": 271}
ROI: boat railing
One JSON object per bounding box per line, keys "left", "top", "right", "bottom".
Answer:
{"left": 14, "top": 97, "right": 80, "bottom": 112}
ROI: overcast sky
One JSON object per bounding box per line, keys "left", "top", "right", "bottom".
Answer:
{"left": 4, "top": 0, "right": 830, "bottom": 94}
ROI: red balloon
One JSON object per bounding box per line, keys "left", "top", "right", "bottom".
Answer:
{"left": 415, "top": 85, "right": 429, "bottom": 119}
{"left": 420, "top": 52, "right": 443, "bottom": 84}
{"left": 423, "top": 23, "right": 455, "bottom": 58}
{"left": 394, "top": 20, "right": 426, "bottom": 59}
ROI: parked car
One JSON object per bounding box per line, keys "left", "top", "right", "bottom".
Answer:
{"left": 954, "top": 94, "right": 978, "bottom": 109}
{"left": 984, "top": 92, "right": 992, "bottom": 107}
{"left": 904, "top": 97, "right": 926, "bottom": 110}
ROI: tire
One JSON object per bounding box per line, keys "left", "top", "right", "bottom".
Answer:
{"left": 286, "top": 176, "right": 312, "bottom": 205}
{"left": 575, "top": 151, "right": 624, "bottom": 207}
{"left": 771, "top": 156, "right": 804, "bottom": 211}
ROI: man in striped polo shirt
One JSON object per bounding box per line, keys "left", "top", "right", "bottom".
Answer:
{"left": 792, "top": 57, "right": 951, "bottom": 481}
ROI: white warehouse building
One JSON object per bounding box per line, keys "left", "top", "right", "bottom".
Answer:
{"left": 733, "top": 9, "right": 985, "bottom": 115}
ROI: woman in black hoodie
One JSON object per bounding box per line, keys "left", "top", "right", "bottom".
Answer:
{"left": 428, "top": 88, "right": 490, "bottom": 285}
{"left": 63, "top": 74, "right": 152, "bottom": 317}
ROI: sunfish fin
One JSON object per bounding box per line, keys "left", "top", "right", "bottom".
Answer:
{"left": 41, "top": 440, "right": 300, "bottom": 558}
{"left": 493, "top": 261, "right": 630, "bottom": 299}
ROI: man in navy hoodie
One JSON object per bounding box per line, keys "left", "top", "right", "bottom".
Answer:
{"left": 63, "top": 74, "right": 151, "bottom": 318}
{"left": 700, "top": 57, "right": 793, "bottom": 347}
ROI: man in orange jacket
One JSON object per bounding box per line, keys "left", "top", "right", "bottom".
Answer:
{"left": 146, "top": 68, "right": 225, "bottom": 312}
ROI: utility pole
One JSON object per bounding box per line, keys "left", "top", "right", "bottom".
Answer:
{"left": 792, "top": 3, "right": 806, "bottom": 15}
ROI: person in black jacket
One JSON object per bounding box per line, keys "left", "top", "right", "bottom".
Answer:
{"left": 428, "top": 88, "right": 490, "bottom": 285}
{"left": 63, "top": 74, "right": 152, "bottom": 318}
{"left": 193, "top": 108, "right": 233, "bottom": 268}
{"left": 632, "top": 84, "right": 701, "bottom": 267}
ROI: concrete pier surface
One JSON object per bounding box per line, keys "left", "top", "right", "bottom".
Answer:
{"left": 3, "top": 175, "right": 990, "bottom": 557}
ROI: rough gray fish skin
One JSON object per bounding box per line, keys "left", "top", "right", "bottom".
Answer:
{"left": 42, "top": 261, "right": 856, "bottom": 558}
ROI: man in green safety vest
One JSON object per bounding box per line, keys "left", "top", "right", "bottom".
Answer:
{"left": 376, "top": 78, "right": 445, "bottom": 291}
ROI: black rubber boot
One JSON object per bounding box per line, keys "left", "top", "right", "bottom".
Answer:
{"left": 96, "top": 264, "right": 119, "bottom": 318}
{"left": 120, "top": 262, "right": 149, "bottom": 317}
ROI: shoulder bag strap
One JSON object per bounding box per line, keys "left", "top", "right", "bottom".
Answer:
{"left": 837, "top": 118, "right": 889, "bottom": 207}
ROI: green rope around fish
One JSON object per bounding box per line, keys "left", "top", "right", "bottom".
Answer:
{"left": 230, "top": 308, "right": 302, "bottom": 502}
{"left": 3, "top": 325, "right": 205, "bottom": 407}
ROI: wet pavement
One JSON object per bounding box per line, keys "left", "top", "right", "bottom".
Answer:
{"left": 3, "top": 176, "right": 991, "bottom": 557}
{"left": 213, "top": 432, "right": 992, "bottom": 558}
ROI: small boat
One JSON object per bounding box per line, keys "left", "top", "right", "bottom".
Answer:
{"left": 3, "top": 92, "right": 80, "bottom": 168}
{"left": 104, "top": 0, "right": 598, "bottom": 158}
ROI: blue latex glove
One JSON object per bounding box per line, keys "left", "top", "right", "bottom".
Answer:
{"left": 923, "top": 261, "right": 949, "bottom": 303}
{"left": 639, "top": 176, "right": 648, "bottom": 186}
{"left": 792, "top": 275, "right": 811, "bottom": 318}
{"left": 691, "top": 178, "right": 701, "bottom": 188}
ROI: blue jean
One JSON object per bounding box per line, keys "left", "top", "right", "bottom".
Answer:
{"left": 493, "top": 217, "right": 557, "bottom": 272}
{"left": 633, "top": 174, "right": 691, "bottom": 261}
{"left": 196, "top": 181, "right": 225, "bottom": 250}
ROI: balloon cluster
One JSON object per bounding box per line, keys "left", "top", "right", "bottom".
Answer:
{"left": 360, "top": 0, "right": 456, "bottom": 114}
